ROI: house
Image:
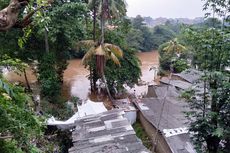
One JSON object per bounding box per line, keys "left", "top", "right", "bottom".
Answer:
{"left": 146, "top": 85, "right": 180, "bottom": 98}
{"left": 171, "top": 69, "right": 202, "bottom": 84}
{"left": 132, "top": 69, "right": 203, "bottom": 153}
{"left": 69, "top": 109, "right": 151, "bottom": 153}
{"left": 113, "top": 98, "right": 137, "bottom": 125}
{"left": 134, "top": 98, "right": 196, "bottom": 153}
{"left": 160, "top": 77, "right": 192, "bottom": 90}
{"left": 47, "top": 100, "right": 107, "bottom": 129}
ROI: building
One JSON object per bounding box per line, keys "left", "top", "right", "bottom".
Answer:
{"left": 113, "top": 98, "right": 137, "bottom": 125}
{"left": 171, "top": 69, "right": 202, "bottom": 84}
{"left": 69, "top": 109, "right": 150, "bottom": 153}
{"left": 134, "top": 98, "right": 196, "bottom": 153}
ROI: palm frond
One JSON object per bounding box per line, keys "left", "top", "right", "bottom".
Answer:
{"left": 75, "top": 40, "right": 96, "bottom": 50}
{"left": 163, "top": 45, "right": 171, "bottom": 52}
{"left": 176, "top": 44, "right": 186, "bottom": 52}
{"left": 163, "top": 39, "right": 186, "bottom": 54}
{"left": 110, "top": 52, "right": 121, "bottom": 66}
{"left": 104, "top": 43, "right": 123, "bottom": 57}
{"left": 82, "top": 46, "right": 96, "bottom": 66}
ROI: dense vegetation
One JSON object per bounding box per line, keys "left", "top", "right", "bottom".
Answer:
{"left": 0, "top": 0, "right": 141, "bottom": 151}
{"left": 126, "top": 15, "right": 178, "bottom": 51}
{"left": 0, "top": 0, "right": 229, "bottom": 152}
{"left": 150, "top": 1, "right": 230, "bottom": 152}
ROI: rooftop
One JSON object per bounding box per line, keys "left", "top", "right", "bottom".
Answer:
{"left": 146, "top": 85, "right": 180, "bottom": 98}
{"left": 135, "top": 98, "right": 196, "bottom": 153}
{"left": 160, "top": 77, "right": 192, "bottom": 90}
{"left": 69, "top": 109, "right": 150, "bottom": 153}
{"left": 172, "top": 69, "right": 202, "bottom": 83}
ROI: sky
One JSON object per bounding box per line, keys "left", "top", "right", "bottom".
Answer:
{"left": 126, "top": 0, "right": 205, "bottom": 19}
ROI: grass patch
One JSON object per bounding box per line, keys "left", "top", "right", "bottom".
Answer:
{"left": 133, "top": 120, "right": 152, "bottom": 150}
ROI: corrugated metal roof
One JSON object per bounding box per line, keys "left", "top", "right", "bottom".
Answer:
{"left": 146, "top": 85, "right": 180, "bottom": 98}
{"left": 135, "top": 98, "right": 196, "bottom": 153}
{"left": 172, "top": 69, "right": 202, "bottom": 83}
{"left": 69, "top": 109, "right": 150, "bottom": 153}
{"left": 160, "top": 77, "right": 192, "bottom": 90}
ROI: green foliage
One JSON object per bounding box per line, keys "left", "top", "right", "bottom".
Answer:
{"left": 105, "top": 49, "right": 141, "bottom": 94}
{"left": 158, "top": 38, "right": 188, "bottom": 73}
{"left": 195, "top": 18, "right": 222, "bottom": 29}
{"left": 103, "top": 19, "right": 141, "bottom": 94}
{"left": 0, "top": 78, "right": 43, "bottom": 153}
{"left": 0, "top": 55, "right": 28, "bottom": 74}
{"left": 165, "top": 20, "right": 183, "bottom": 34}
{"left": 132, "top": 15, "right": 146, "bottom": 29}
{"left": 129, "top": 15, "right": 158, "bottom": 51}
{"left": 140, "top": 27, "right": 155, "bottom": 51}
{"left": 185, "top": 73, "right": 230, "bottom": 152}
{"left": 128, "top": 15, "right": 183, "bottom": 51}
{"left": 47, "top": 1, "right": 88, "bottom": 43}
{"left": 182, "top": 28, "right": 230, "bottom": 71}
{"left": 125, "top": 28, "right": 144, "bottom": 50}
{"left": 151, "top": 25, "right": 176, "bottom": 49}
{"left": 41, "top": 98, "right": 74, "bottom": 120}
{"left": 0, "top": 0, "right": 9, "bottom": 8}
{"left": 172, "top": 58, "right": 189, "bottom": 73}
{"left": 133, "top": 121, "right": 152, "bottom": 150}
{"left": 181, "top": 1, "right": 230, "bottom": 151}
{"left": 38, "top": 53, "right": 61, "bottom": 102}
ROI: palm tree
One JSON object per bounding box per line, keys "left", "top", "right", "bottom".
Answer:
{"left": 163, "top": 38, "right": 186, "bottom": 56}
{"left": 163, "top": 38, "right": 186, "bottom": 72}
{"left": 87, "top": 0, "right": 127, "bottom": 40}
{"left": 77, "top": 40, "right": 123, "bottom": 100}
{"left": 78, "top": 0, "right": 126, "bottom": 99}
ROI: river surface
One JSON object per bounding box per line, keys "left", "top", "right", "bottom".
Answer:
{"left": 3, "top": 51, "right": 159, "bottom": 100}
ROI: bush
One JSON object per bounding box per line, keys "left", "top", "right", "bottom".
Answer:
{"left": 38, "top": 53, "right": 61, "bottom": 102}
{"left": 172, "top": 58, "right": 189, "bottom": 73}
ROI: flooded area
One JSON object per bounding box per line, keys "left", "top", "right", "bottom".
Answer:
{"left": 3, "top": 51, "right": 159, "bottom": 100}
{"left": 128, "top": 51, "right": 159, "bottom": 97}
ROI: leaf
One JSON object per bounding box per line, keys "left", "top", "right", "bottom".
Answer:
{"left": 212, "top": 128, "right": 224, "bottom": 137}
{"left": 110, "top": 52, "right": 121, "bottom": 66}
{"left": 104, "top": 43, "right": 123, "bottom": 57}
{"left": 77, "top": 40, "right": 96, "bottom": 48}
{"left": 82, "top": 47, "right": 96, "bottom": 65}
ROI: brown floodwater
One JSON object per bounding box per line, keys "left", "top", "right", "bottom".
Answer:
{"left": 3, "top": 51, "right": 159, "bottom": 100}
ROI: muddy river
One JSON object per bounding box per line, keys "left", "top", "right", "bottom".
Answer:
{"left": 3, "top": 51, "right": 159, "bottom": 100}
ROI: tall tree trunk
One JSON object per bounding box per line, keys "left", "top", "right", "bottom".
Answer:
{"left": 90, "top": 64, "right": 94, "bottom": 92}
{"left": 98, "top": 0, "right": 113, "bottom": 101}
{"left": 93, "top": 66, "right": 97, "bottom": 91}
{"left": 93, "top": 4, "right": 97, "bottom": 42}
{"left": 100, "top": 17, "right": 105, "bottom": 44}
{"left": 100, "top": 0, "right": 105, "bottom": 44}
{"left": 23, "top": 69, "right": 31, "bottom": 92}
{"left": 206, "top": 136, "right": 221, "bottom": 153}
{"left": 102, "top": 74, "right": 113, "bottom": 101}
{"left": 90, "top": 3, "right": 97, "bottom": 92}
{"left": 44, "top": 27, "right": 49, "bottom": 53}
